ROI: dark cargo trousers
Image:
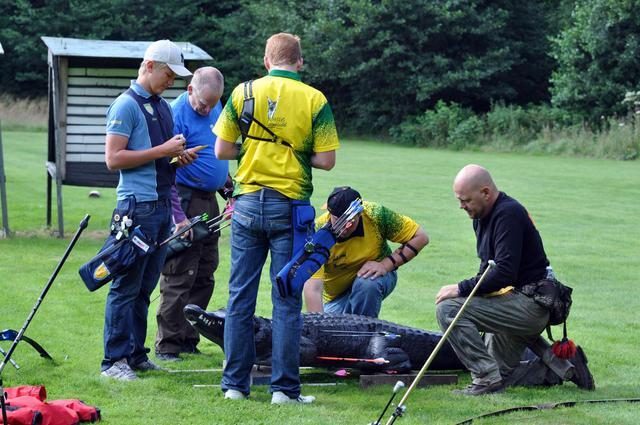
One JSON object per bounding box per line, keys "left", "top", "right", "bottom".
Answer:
{"left": 155, "top": 186, "right": 221, "bottom": 355}
{"left": 436, "top": 290, "right": 573, "bottom": 387}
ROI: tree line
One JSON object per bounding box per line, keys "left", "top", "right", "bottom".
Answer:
{"left": 1, "top": 0, "right": 639, "bottom": 136}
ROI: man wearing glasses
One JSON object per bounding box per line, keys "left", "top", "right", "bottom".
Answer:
{"left": 155, "top": 67, "right": 232, "bottom": 362}
{"left": 304, "top": 187, "right": 429, "bottom": 318}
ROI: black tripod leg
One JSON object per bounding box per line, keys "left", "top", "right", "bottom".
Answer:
{"left": 21, "top": 335, "right": 52, "bottom": 360}
{"left": 1, "top": 330, "right": 52, "bottom": 360}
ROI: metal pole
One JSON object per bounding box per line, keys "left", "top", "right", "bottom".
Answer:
{"left": 52, "top": 56, "right": 64, "bottom": 238}
{"left": 373, "top": 381, "right": 405, "bottom": 425}
{"left": 46, "top": 67, "right": 55, "bottom": 228}
{"left": 0, "top": 119, "right": 9, "bottom": 237}
{"left": 0, "top": 347, "right": 18, "bottom": 370}
{"left": 47, "top": 171, "right": 52, "bottom": 226}
{"left": 384, "top": 260, "right": 496, "bottom": 425}
{"left": 1, "top": 378, "right": 7, "bottom": 425}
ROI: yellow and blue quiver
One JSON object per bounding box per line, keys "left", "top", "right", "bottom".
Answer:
{"left": 79, "top": 226, "right": 156, "bottom": 292}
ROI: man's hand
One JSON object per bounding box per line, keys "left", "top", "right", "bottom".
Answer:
{"left": 218, "top": 174, "right": 235, "bottom": 200}
{"left": 303, "top": 278, "right": 324, "bottom": 313}
{"left": 435, "top": 284, "right": 459, "bottom": 304}
{"left": 357, "top": 261, "right": 388, "bottom": 279}
{"left": 159, "top": 134, "right": 188, "bottom": 157}
{"left": 174, "top": 148, "right": 198, "bottom": 167}
{"left": 173, "top": 218, "right": 193, "bottom": 240}
{"left": 223, "top": 199, "right": 235, "bottom": 220}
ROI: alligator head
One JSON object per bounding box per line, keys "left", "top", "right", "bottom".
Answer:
{"left": 183, "top": 304, "right": 226, "bottom": 347}
{"left": 183, "top": 304, "right": 274, "bottom": 364}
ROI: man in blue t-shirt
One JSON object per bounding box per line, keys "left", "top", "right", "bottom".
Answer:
{"left": 101, "top": 40, "right": 196, "bottom": 381}
{"left": 155, "top": 67, "right": 231, "bottom": 361}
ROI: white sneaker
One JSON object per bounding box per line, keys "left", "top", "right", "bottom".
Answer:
{"left": 224, "top": 389, "right": 247, "bottom": 400}
{"left": 271, "top": 391, "right": 315, "bottom": 405}
{"left": 100, "top": 358, "right": 138, "bottom": 381}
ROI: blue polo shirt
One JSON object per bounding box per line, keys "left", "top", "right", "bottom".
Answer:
{"left": 105, "top": 81, "right": 174, "bottom": 201}
{"left": 171, "top": 92, "right": 227, "bottom": 191}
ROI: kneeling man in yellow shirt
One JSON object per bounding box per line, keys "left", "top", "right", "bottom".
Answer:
{"left": 304, "top": 186, "right": 428, "bottom": 318}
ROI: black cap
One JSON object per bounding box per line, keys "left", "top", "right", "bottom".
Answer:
{"left": 326, "top": 186, "right": 361, "bottom": 216}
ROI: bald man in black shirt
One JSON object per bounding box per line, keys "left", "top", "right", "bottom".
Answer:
{"left": 436, "top": 164, "right": 594, "bottom": 396}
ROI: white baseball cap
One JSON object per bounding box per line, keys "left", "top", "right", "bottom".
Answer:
{"left": 143, "top": 40, "right": 192, "bottom": 77}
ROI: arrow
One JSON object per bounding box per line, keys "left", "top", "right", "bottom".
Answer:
{"left": 316, "top": 356, "right": 389, "bottom": 364}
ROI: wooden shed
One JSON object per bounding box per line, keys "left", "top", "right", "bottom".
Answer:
{"left": 41, "top": 37, "right": 212, "bottom": 236}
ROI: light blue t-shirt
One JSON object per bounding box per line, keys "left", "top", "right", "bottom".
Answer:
{"left": 105, "top": 81, "right": 174, "bottom": 201}
{"left": 171, "top": 91, "right": 228, "bottom": 192}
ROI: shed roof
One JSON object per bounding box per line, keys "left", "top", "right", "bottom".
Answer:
{"left": 41, "top": 36, "right": 211, "bottom": 60}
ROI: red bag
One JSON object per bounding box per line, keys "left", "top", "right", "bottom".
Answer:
{"left": 48, "top": 402, "right": 99, "bottom": 423}
{"left": 3, "top": 386, "right": 99, "bottom": 425}
{"left": 3, "top": 387, "right": 46, "bottom": 402}
{"left": 5, "top": 397, "right": 78, "bottom": 425}
{"left": 0, "top": 404, "right": 43, "bottom": 425}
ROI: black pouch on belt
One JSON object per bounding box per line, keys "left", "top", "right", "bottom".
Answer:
{"left": 519, "top": 278, "right": 573, "bottom": 325}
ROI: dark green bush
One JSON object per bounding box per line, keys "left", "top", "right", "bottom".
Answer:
{"left": 448, "top": 115, "right": 485, "bottom": 150}
{"left": 485, "top": 103, "right": 577, "bottom": 145}
{"left": 390, "top": 101, "right": 483, "bottom": 149}
{"left": 391, "top": 102, "right": 587, "bottom": 151}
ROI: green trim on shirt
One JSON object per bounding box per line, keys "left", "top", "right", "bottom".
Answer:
{"left": 268, "top": 69, "right": 301, "bottom": 81}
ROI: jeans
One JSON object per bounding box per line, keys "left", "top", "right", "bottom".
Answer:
{"left": 101, "top": 198, "right": 171, "bottom": 371}
{"left": 324, "top": 270, "right": 397, "bottom": 318}
{"left": 221, "top": 189, "right": 303, "bottom": 397}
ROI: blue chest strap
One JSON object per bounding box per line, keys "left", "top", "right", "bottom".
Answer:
{"left": 125, "top": 88, "right": 175, "bottom": 198}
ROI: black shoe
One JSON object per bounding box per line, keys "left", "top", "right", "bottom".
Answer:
{"left": 452, "top": 380, "right": 505, "bottom": 396}
{"left": 155, "top": 352, "right": 182, "bottom": 362}
{"left": 568, "top": 346, "right": 595, "bottom": 390}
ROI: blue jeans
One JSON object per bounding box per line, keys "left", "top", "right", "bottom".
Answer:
{"left": 324, "top": 270, "right": 397, "bottom": 318}
{"left": 221, "top": 190, "right": 303, "bottom": 397}
{"left": 101, "top": 198, "right": 171, "bottom": 371}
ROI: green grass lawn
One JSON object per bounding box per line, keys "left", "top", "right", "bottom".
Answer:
{"left": 0, "top": 130, "right": 639, "bottom": 424}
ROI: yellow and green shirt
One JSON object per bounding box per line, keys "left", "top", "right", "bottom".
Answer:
{"left": 213, "top": 70, "right": 340, "bottom": 200}
{"left": 312, "top": 201, "right": 420, "bottom": 302}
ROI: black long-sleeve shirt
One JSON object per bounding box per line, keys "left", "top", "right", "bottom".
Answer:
{"left": 457, "top": 192, "right": 549, "bottom": 296}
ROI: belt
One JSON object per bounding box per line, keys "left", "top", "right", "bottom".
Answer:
{"left": 242, "top": 187, "right": 289, "bottom": 200}
{"left": 484, "top": 286, "right": 514, "bottom": 298}
{"left": 138, "top": 197, "right": 171, "bottom": 207}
